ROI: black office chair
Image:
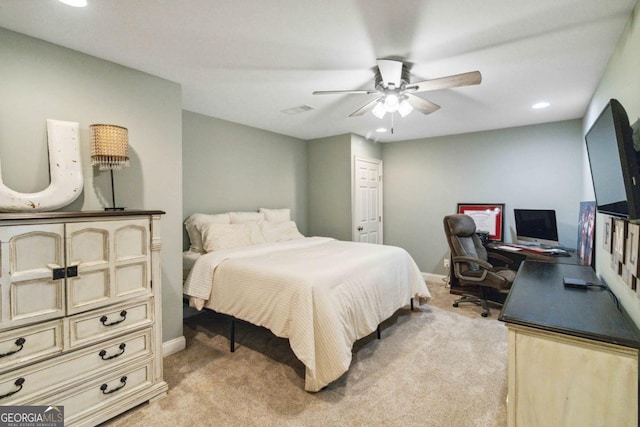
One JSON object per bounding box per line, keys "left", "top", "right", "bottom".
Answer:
{"left": 443, "top": 214, "right": 516, "bottom": 317}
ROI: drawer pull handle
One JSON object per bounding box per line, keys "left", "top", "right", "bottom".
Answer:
{"left": 52, "top": 266, "right": 66, "bottom": 280}
{"left": 49, "top": 264, "right": 78, "bottom": 279}
{"left": 0, "top": 337, "right": 26, "bottom": 358}
{"left": 66, "top": 265, "right": 78, "bottom": 278}
{"left": 100, "top": 310, "right": 127, "bottom": 327}
{"left": 99, "top": 376, "right": 127, "bottom": 395}
{"left": 0, "top": 378, "right": 25, "bottom": 400}
{"left": 98, "top": 343, "right": 126, "bottom": 360}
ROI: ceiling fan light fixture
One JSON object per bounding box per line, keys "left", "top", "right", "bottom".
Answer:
{"left": 312, "top": 59, "right": 480, "bottom": 120}
{"left": 384, "top": 94, "right": 400, "bottom": 112}
{"left": 372, "top": 101, "right": 387, "bottom": 119}
{"left": 398, "top": 99, "right": 413, "bottom": 117}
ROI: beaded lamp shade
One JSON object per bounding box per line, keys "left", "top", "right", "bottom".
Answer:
{"left": 89, "top": 124, "right": 130, "bottom": 171}
{"left": 89, "top": 123, "right": 129, "bottom": 210}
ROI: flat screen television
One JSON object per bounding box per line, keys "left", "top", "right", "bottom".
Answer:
{"left": 514, "top": 209, "right": 559, "bottom": 247}
{"left": 585, "top": 99, "right": 640, "bottom": 219}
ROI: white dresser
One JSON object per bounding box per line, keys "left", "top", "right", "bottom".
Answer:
{"left": 500, "top": 261, "right": 639, "bottom": 426}
{"left": 0, "top": 211, "right": 168, "bottom": 426}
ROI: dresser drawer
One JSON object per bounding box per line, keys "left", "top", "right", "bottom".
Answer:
{"left": 67, "top": 298, "right": 153, "bottom": 349}
{"left": 65, "top": 218, "right": 152, "bottom": 316}
{"left": 0, "top": 319, "right": 63, "bottom": 373}
{"left": 46, "top": 359, "right": 155, "bottom": 424}
{"left": 0, "top": 328, "right": 152, "bottom": 405}
{"left": 0, "top": 224, "right": 66, "bottom": 329}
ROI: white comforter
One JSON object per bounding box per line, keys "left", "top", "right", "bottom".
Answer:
{"left": 183, "top": 237, "right": 431, "bottom": 391}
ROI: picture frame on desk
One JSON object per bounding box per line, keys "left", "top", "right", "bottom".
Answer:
{"left": 577, "top": 201, "right": 595, "bottom": 266}
{"left": 456, "top": 203, "right": 505, "bottom": 242}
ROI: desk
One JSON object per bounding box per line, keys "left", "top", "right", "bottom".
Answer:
{"left": 499, "top": 261, "right": 640, "bottom": 426}
{"left": 486, "top": 242, "right": 588, "bottom": 266}
{"left": 448, "top": 243, "right": 587, "bottom": 299}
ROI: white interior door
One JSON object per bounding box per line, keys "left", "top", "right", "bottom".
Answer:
{"left": 353, "top": 156, "right": 383, "bottom": 243}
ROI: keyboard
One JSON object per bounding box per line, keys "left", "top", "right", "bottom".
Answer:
{"left": 495, "top": 244, "right": 570, "bottom": 256}
{"left": 495, "top": 245, "right": 522, "bottom": 252}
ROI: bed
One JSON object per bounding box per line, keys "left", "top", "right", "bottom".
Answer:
{"left": 182, "top": 209, "right": 431, "bottom": 392}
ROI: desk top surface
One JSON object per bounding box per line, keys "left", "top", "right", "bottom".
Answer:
{"left": 487, "top": 243, "right": 587, "bottom": 265}
{"left": 499, "top": 261, "right": 640, "bottom": 349}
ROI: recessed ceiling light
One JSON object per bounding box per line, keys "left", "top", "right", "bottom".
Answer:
{"left": 59, "top": 0, "right": 87, "bottom": 7}
{"left": 376, "top": 128, "right": 387, "bottom": 133}
{"left": 532, "top": 101, "right": 550, "bottom": 109}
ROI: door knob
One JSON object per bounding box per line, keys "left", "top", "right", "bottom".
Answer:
{"left": 357, "top": 226, "right": 364, "bottom": 231}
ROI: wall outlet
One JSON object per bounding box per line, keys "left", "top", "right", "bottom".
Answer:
{"left": 443, "top": 258, "right": 450, "bottom": 269}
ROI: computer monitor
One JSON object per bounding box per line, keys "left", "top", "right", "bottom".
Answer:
{"left": 513, "top": 209, "right": 559, "bottom": 247}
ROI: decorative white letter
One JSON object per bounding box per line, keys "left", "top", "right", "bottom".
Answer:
{"left": 0, "top": 119, "right": 83, "bottom": 211}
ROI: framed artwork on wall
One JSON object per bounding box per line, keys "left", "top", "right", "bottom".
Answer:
{"left": 611, "top": 218, "right": 618, "bottom": 272}
{"left": 603, "top": 215, "right": 613, "bottom": 253}
{"left": 622, "top": 266, "right": 633, "bottom": 289}
{"left": 456, "top": 203, "right": 505, "bottom": 242}
{"left": 626, "top": 222, "right": 639, "bottom": 276}
{"left": 613, "top": 219, "right": 627, "bottom": 274}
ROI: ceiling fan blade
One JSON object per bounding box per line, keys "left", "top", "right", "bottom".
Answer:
{"left": 377, "top": 59, "right": 403, "bottom": 88}
{"left": 405, "top": 93, "right": 441, "bottom": 114}
{"left": 407, "top": 71, "right": 482, "bottom": 93}
{"left": 349, "top": 97, "right": 382, "bottom": 117}
{"left": 312, "top": 89, "right": 378, "bottom": 95}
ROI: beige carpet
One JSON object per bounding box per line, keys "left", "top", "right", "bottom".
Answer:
{"left": 103, "top": 280, "right": 508, "bottom": 427}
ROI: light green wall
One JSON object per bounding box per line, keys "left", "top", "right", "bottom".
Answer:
{"left": 351, "top": 133, "right": 382, "bottom": 160}
{"left": 307, "top": 133, "right": 382, "bottom": 240}
{"left": 0, "top": 28, "right": 184, "bottom": 343}
{"left": 583, "top": 2, "right": 640, "bottom": 326}
{"left": 182, "top": 110, "right": 308, "bottom": 243}
{"left": 307, "top": 134, "right": 352, "bottom": 240}
{"left": 382, "top": 120, "right": 584, "bottom": 274}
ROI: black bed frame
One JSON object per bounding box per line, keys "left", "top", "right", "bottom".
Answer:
{"left": 226, "top": 298, "right": 415, "bottom": 353}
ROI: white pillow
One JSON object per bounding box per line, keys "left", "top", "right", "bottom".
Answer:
{"left": 259, "top": 208, "right": 291, "bottom": 224}
{"left": 202, "top": 222, "right": 265, "bottom": 252}
{"left": 260, "top": 220, "right": 304, "bottom": 243}
{"left": 229, "top": 211, "right": 265, "bottom": 224}
{"left": 184, "top": 213, "right": 231, "bottom": 253}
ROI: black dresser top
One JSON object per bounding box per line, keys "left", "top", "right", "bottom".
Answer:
{"left": 499, "top": 261, "right": 640, "bottom": 349}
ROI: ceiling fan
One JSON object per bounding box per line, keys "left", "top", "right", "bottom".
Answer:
{"left": 312, "top": 59, "right": 482, "bottom": 119}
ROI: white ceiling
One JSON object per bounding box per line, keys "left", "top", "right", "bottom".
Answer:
{"left": 0, "top": 0, "right": 636, "bottom": 142}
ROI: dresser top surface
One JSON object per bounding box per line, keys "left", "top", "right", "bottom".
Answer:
{"left": 0, "top": 210, "right": 165, "bottom": 222}
{"left": 499, "top": 261, "right": 640, "bottom": 349}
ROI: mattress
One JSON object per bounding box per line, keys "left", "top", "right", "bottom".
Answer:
{"left": 183, "top": 237, "right": 430, "bottom": 391}
{"left": 182, "top": 250, "right": 201, "bottom": 281}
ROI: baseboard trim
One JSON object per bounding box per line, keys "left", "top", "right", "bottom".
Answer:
{"left": 422, "top": 272, "right": 447, "bottom": 284}
{"left": 162, "top": 336, "right": 186, "bottom": 357}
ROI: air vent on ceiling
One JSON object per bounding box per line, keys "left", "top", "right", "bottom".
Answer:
{"left": 280, "top": 105, "right": 315, "bottom": 115}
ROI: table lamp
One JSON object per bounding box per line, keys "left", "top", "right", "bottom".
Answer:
{"left": 89, "top": 124, "right": 129, "bottom": 211}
